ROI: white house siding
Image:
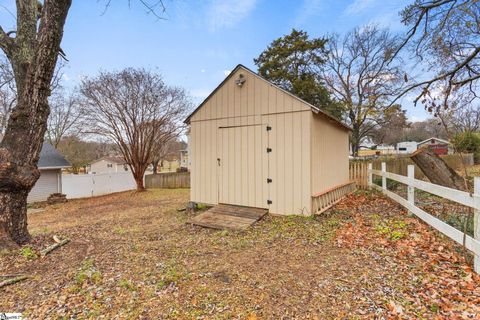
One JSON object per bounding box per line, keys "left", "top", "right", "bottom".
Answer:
{"left": 89, "top": 160, "right": 128, "bottom": 174}
{"left": 27, "top": 169, "right": 60, "bottom": 203}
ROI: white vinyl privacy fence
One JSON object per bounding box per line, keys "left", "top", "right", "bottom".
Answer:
{"left": 368, "top": 163, "right": 480, "bottom": 274}
{"left": 63, "top": 172, "right": 137, "bottom": 199}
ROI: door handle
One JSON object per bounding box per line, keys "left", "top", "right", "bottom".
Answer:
{"left": 217, "top": 158, "right": 221, "bottom": 166}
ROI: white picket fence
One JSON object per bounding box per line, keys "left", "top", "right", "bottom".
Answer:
{"left": 62, "top": 172, "right": 137, "bottom": 199}
{"left": 368, "top": 163, "right": 480, "bottom": 273}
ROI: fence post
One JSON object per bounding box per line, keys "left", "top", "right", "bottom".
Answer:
{"left": 367, "top": 163, "right": 372, "bottom": 187}
{"left": 407, "top": 165, "right": 415, "bottom": 205}
{"left": 474, "top": 177, "right": 480, "bottom": 274}
{"left": 381, "top": 162, "right": 386, "bottom": 190}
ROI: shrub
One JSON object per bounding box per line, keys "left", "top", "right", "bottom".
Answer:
{"left": 452, "top": 132, "right": 480, "bottom": 163}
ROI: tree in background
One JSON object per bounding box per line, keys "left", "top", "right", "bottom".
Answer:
{"left": 403, "top": 118, "right": 448, "bottom": 142}
{"left": 46, "top": 90, "right": 84, "bottom": 148}
{"left": 254, "top": 29, "right": 342, "bottom": 119}
{"left": 322, "top": 25, "right": 405, "bottom": 156}
{"left": 368, "top": 106, "right": 409, "bottom": 146}
{"left": 80, "top": 68, "right": 190, "bottom": 191}
{"left": 396, "top": 0, "right": 480, "bottom": 110}
{"left": 57, "top": 135, "right": 117, "bottom": 173}
{"left": 151, "top": 139, "right": 186, "bottom": 174}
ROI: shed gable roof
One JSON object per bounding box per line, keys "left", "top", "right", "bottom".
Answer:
{"left": 184, "top": 64, "right": 350, "bottom": 131}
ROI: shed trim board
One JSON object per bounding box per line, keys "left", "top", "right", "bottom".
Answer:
{"left": 188, "top": 65, "right": 350, "bottom": 215}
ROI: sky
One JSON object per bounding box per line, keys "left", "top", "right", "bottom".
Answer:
{"left": 0, "top": 0, "right": 430, "bottom": 121}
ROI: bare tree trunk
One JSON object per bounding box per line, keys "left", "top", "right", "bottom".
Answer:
{"left": 151, "top": 159, "right": 159, "bottom": 174}
{"left": 0, "top": 0, "right": 72, "bottom": 246}
{"left": 134, "top": 174, "right": 145, "bottom": 191}
{"left": 0, "top": 190, "right": 30, "bottom": 246}
{"left": 410, "top": 147, "right": 467, "bottom": 191}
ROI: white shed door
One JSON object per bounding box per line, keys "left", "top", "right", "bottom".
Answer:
{"left": 218, "top": 125, "right": 269, "bottom": 208}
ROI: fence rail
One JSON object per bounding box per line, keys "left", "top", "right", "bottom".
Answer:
{"left": 368, "top": 163, "right": 480, "bottom": 274}
{"left": 145, "top": 172, "right": 190, "bottom": 189}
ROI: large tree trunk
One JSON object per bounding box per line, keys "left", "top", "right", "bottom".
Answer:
{"left": 0, "top": 0, "right": 72, "bottom": 246}
{"left": 410, "top": 147, "right": 467, "bottom": 191}
{"left": 0, "top": 190, "right": 30, "bottom": 246}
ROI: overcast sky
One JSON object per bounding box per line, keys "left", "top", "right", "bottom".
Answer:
{"left": 0, "top": 0, "right": 430, "bottom": 121}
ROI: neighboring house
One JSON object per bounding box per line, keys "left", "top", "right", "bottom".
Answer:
{"left": 180, "top": 149, "right": 189, "bottom": 169}
{"left": 358, "top": 145, "right": 396, "bottom": 157}
{"left": 88, "top": 156, "right": 129, "bottom": 174}
{"left": 28, "top": 142, "right": 71, "bottom": 203}
{"left": 159, "top": 155, "right": 180, "bottom": 172}
{"left": 185, "top": 64, "right": 351, "bottom": 215}
{"left": 417, "top": 137, "right": 453, "bottom": 155}
{"left": 397, "top": 141, "right": 418, "bottom": 154}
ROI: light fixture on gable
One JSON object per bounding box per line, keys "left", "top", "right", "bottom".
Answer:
{"left": 235, "top": 73, "right": 246, "bottom": 87}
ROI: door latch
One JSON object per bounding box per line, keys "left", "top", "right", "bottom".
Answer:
{"left": 217, "top": 158, "right": 221, "bottom": 166}
{"left": 267, "top": 178, "right": 272, "bottom": 183}
{"left": 266, "top": 148, "right": 272, "bottom": 153}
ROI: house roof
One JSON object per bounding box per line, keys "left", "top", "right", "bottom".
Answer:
{"left": 38, "top": 142, "right": 71, "bottom": 169}
{"left": 184, "top": 64, "right": 351, "bottom": 131}
{"left": 0, "top": 133, "right": 70, "bottom": 169}
{"left": 417, "top": 137, "right": 451, "bottom": 146}
{"left": 91, "top": 156, "right": 127, "bottom": 165}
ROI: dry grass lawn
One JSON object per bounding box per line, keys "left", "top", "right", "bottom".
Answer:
{"left": 1, "top": 189, "right": 479, "bottom": 319}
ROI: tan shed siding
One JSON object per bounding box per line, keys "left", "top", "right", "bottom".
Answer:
{"left": 189, "top": 66, "right": 313, "bottom": 215}
{"left": 189, "top": 68, "right": 310, "bottom": 123}
{"left": 310, "top": 114, "right": 350, "bottom": 196}
{"left": 262, "top": 111, "right": 311, "bottom": 215}
{"left": 28, "top": 169, "right": 60, "bottom": 203}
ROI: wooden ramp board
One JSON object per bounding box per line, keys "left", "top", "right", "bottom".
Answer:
{"left": 190, "top": 204, "right": 268, "bottom": 230}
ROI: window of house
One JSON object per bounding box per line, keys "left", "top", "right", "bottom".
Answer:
{"left": 399, "top": 147, "right": 407, "bottom": 151}
{"left": 107, "top": 164, "right": 113, "bottom": 168}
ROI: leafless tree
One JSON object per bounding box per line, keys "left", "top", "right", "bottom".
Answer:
{"left": 394, "top": 0, "right": 480, "bottom": 110}
{"left": 46, "top": 90, "right": 84, "bottom": 148}
{"left": 151, "top": 138, "right": 185, "bottom": 173}
{"left": 80, "top": 68, "right": 190, "bottom": 191}
{"left": 321, "top": 25, "right": 406, "bottom": 156}
{"left": 0, "top": 1, "right": 168, "bottom": 246}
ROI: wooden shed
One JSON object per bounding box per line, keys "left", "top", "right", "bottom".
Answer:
{"left": 185, "top": 65, "right": 351, "bottom": 215}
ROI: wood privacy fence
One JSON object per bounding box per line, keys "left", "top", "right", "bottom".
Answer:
{"left": 145, "top": 172, "right": 190, "bottom": 189}
{"left": 349, "top": 162, "right": 369, "bottom": 189}
{"left": 369, "top": 163, "right": 480, "bottom": 274}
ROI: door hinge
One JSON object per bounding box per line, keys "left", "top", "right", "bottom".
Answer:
{"left": 266, "top": 126, "right": 272, "bottom": 131}
{"left": 267, "top": 200, "right": 272, "bottom": 205}
{"left": 267, "top": 178, "right": 272, "bottom": 183}
{"left": 266, "top": 147, "right": 272, "bottom": 153}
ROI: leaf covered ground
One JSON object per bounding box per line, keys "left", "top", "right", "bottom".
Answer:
{"left": 1, "top": 189, "right": 479, "bottom": 319}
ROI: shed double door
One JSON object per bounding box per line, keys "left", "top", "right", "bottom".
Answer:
{"left": 218, "top": 124, "right": 269, "bottom": 209}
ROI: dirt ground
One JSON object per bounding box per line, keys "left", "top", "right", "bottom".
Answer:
{"left": 1, "top": 189, "right": 479, "bottom": 319}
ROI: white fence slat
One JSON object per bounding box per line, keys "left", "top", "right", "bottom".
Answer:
{"left": 381, "top": 162, "right": 386, "bottom": 190}
{"left": 372, "top": 184, "right": 480, "bottom": 256}
{"left": 407, "top": 165, "right": 415, "bottom": 205}
{"left": 475, "top": 177, "right": 480, "bottom": 273}
{"left": 62, "top": 172, "right": 137, "bottom": 199}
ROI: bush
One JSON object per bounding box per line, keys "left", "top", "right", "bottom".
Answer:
{"left": 452, "top": 132, "right": 480, "bottom": 163}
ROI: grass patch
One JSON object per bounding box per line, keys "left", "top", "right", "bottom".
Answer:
{"left": 19, "top": 246, "right": 37, "bottom": 260}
